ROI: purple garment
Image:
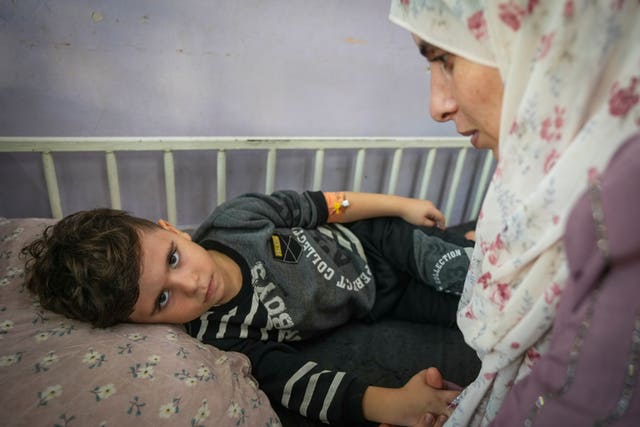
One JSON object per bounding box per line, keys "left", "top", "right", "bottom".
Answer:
{"left": 490, "top": 133, "right": 640, "bottom": 426}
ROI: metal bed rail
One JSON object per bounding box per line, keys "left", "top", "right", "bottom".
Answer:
{"left": 0, "top": 137, "right": 494, "bottom": 225}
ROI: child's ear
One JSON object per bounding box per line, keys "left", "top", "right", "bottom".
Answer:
{"left": 157, "top": 219, "right": 192, "bottom": 241}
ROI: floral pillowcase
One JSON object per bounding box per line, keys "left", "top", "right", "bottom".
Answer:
{"left": 0, "top": 217, "right": 281, "bottom": 427}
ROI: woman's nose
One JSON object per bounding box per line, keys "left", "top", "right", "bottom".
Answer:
{"left": 429, "top": 70, "right": 457, "bottom": 122}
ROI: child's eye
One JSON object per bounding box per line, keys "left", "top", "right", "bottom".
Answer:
{"left": 157, "top": 291, "right": 170, "bottom": 310}
{"left": 168, "top": 249, "right": 180, "bottom": 269}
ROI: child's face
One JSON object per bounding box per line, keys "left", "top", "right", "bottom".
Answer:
{"left": 129, "top": 222, "right": 232, "bottom": 324}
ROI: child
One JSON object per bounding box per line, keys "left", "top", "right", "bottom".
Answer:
{"left": 23, "top": 190, "right": 473, "bottom": 426}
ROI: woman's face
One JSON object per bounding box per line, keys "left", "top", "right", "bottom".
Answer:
{"left": 413, "top": 34, "right": 503, "bottom": 158}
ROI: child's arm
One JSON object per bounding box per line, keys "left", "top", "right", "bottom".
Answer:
{"left": 325, "top": 191, "right": 446, "bottom": 229}
{"left": 361, "top": 369, "right": 460, "bottom": 426}
{"left": 218, "top": 337, "right": 457, "bottom": 425}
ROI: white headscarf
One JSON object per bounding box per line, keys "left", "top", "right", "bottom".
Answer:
{"left": 390, "top": 1, "right": 640, "bottom": 425}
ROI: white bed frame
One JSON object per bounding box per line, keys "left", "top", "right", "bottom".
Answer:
{"left": 0, "top": 137, "right": 494, "bottom": 226}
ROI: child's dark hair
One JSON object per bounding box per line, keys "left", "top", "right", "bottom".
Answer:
{"left": 22, "top": 208, "right": 161, "bottom": 328}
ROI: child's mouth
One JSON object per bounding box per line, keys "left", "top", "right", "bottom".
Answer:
{"left": 204, "top": 277, "right": 214, "bottom": 303}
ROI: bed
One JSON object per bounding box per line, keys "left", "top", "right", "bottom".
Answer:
{"left": 0, "top": 137, "right": 491, "bottom": 426}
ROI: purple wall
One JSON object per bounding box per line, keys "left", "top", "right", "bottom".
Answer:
{"left": 0, "top": 0, "right": 467, "bottom": 225}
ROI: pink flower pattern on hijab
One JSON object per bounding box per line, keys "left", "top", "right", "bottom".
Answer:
{"left": 609, "top": 77, "right": 639, "bottom": 118}
{"left": 389, "top": 1, "right": 640, "bottom": 425}
{"left": 467, "top": 11, "right": 487, "bottom": 40}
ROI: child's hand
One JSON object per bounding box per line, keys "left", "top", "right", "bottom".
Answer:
{"left": 399, "top": 368, "right": 460, "bottom": 417}
{"left": 363, "top": 368, "right": 459, "bottom": 426}
{"left": 379, "top": 413, "right": 448, "bottom": 427}
{"left": 400, "top": 199, "right": 446, "bottom": 229}
{"left": 377, "top": 368, "right": 458, "bottom": 427}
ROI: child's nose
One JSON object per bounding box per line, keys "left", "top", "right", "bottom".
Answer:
{"left": 173, "top": 272, "right": 199, "bottom": 295}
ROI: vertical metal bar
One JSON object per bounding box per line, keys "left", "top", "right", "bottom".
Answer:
{"left": 105, "top": 151, "right": 122, "bottom": 210}
{"left": 418, "top": 149, "right": 437, "bottom": 200}
{"left": 387, "top": 148, "right": 403, "bottom": 195}
{"left": 444, "top": 148, "right": 467, "bottom": 222}
{"left": 468, "top": 150, "right": 494, "bottom": 221}
{"left": 163, "top": 150, "right": 177, "bottom": 224}
{"left": 265, "top": 148, "right": 276, "bottom": 194}
{"left": 313, "top": 149, "right": 324, "bottom": 190}
{"left": 41, "top": 151, "right": 63, "bottom": 219}
{"left": 352, "top": 148, "right": 366, "bottom": 192}
{"left": 217, "top": 150, "right": 226, "bottom": 206}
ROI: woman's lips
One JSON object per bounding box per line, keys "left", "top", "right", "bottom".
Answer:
{"left": 460, "top": 130, "right": 479, "bottom": 148}
{"left": 469, "top": 131, "right": 479, "bottom": 148}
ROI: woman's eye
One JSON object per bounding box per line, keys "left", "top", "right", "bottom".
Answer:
{"left": 436, "top": 54, "right": 454, "bottom": 72}
{"left": 429, "top": 53, "right": 454, "bottom": 75}
{"left": 158, "top": 290, "right": 170, "bottom": 309}
{"left": 168, "top": 249, "right": 180, "bottom": 269}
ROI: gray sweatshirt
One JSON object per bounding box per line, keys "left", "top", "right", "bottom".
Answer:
{"left": 187, "top": 190, "right": 374, "bottom": 426}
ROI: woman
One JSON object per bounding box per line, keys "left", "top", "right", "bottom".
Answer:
{"left": 388, "top": 1, "right": 640, "bottom": 426}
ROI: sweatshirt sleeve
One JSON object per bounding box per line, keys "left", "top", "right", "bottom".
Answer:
{"left": 193, "top": 190, "right": 329, "bottom": 240}
{"left": 215, "top": 337, "right": 370, "bottom": 426}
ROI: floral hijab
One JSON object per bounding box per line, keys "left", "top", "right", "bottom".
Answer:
{"left": 390, "top": 1, "right": 640, "bottom": 425}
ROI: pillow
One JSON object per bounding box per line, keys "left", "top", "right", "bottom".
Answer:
{"left": 0, "top": 217, "right": 281, "bottom": 427}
